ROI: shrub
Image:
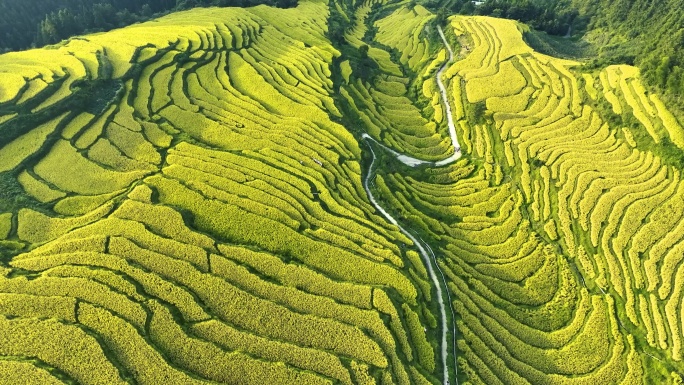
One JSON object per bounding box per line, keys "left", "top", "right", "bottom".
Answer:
{"left": 0, "top": 213, "right": 11, "bottom": 239}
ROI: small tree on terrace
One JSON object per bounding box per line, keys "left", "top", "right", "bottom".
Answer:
{"left": 359, "top": 44, "right": 369, "bottom": 59}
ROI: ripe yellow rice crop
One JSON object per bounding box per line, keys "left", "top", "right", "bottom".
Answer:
{"left": 17, "top": 171, "right": 66, "bottom": 203}
{"left": 465, "top": 60, "right": 527, "bottom": 103}
{"left": 0, "top": 113, "right": 67, "bottom": 173}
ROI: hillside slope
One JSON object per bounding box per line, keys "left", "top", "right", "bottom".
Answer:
{"left": 0, "top": 1, "right": 440, "bottom": 383}
{"left": 572, "top": 0, "right": 684, "bottom": 100}
{"left": 1, "top": 0, "right": 684, "bottom": 384}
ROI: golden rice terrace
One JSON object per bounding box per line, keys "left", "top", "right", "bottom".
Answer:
{"left": 0, "top": 0, "right": 683, "bottom": 384}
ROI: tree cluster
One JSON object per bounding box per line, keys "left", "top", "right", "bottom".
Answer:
{"left": 432, "top": 0, "right": 579, "bottom": 36}
{"left": 428, "top": 0, "right": 684, "bottom": 107}
{"left": 575, "top": 0, "right": 684, "bottom": 100}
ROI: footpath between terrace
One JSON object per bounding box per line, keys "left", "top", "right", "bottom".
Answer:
{"left": 363, "top": 25, "right": 461, "bottom": 168}
{"left": 361, "top": 24, "right": 462, "bottom": 385}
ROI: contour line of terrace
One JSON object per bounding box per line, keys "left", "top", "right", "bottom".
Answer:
{"left": 361, "top": 23, "right": 462, "bottom": 385}
{"left": 361, "top": 24, "right": 462, "bottom": 168}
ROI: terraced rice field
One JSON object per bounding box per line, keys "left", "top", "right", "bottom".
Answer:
{"left": 361, "top": 12, "right": 684, "bottom": 384}
{"left": 1, "top": 0, "right": 684, "bottom": 384}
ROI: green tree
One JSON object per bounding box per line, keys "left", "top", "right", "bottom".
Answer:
{"left": 37, "top": 18, "right": 58, "bottom": 46}
{"left": 656, "top": 56, "right": 672, "bottom": 88}
{"left": 359, "top": 44, "right": 369, "bottom": 59}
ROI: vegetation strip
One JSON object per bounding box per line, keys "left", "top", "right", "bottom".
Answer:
{"left": 362, "top": 141, "right": 455, "bottom": 385}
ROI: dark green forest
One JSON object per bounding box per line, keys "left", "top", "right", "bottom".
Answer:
{"left": 431, "top": 0, "right": 684, "bottom": 108}
{"left": 572, "top": 0, "right": 684, "bottom": 104}
{"left": 433, "top": 0, "right": 580, "bottom": 36}
{"left": 0, "top": 0, "right": 296, "bottom": 52}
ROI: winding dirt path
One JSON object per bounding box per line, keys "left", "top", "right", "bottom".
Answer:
{"left": 435, "top": 25, "right": 461, "bottom": 166}
{"left": 362, "top": 144, "right": 454, "bottom": 385}
{"left": 365, "top": 25, "right": 461, "bottom": 168}
{"left": 360, "top": 24, "right": 462, "bottom": 385}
